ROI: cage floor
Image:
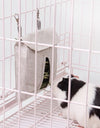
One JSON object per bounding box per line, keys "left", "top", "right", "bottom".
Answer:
{"left": 0, "top": 92, "right": 81, "bottom": 128}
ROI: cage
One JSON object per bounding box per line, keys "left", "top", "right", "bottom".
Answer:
{"left": 0, "top": 0, "right": 100, "bottom": 128}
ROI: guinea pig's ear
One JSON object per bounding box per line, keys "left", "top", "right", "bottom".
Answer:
{"left": 71, "top": 74, "right": 79, "bottom": 79}
{"left": 71, "top": 74, "right": 74, "bottom": 78}
{"left": 67, "top": 74, "right": 74, "bottom": 79}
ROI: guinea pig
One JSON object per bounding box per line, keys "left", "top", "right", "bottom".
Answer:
{"left": 53, "top": 74, "right": 100, "bottom": 128}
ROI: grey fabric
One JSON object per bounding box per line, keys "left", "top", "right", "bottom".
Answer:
{"left": 15, "top": 28, "right": 59, "bottom": 101}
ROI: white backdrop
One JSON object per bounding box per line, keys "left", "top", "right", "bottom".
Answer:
{"left": 0, "top": 0, "right": 100, "bottom": 91}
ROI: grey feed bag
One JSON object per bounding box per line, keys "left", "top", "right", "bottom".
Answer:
{"left": 15, "top": 28, "right": 59, "bottom": 101}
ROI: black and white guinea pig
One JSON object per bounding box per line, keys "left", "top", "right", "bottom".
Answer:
{"left": 53, "top": 74, "right": 100, "bottom": 128}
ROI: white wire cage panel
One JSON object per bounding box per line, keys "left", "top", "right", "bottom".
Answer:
{"left": 0, "top": 0, "right": 100, "bottom": 128}
{"left": 0, "top": 88, "right": 81, "bottom": 128}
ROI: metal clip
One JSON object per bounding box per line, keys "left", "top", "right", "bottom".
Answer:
{"left": 37, "top": 9, "right": 41, "bottom": 30}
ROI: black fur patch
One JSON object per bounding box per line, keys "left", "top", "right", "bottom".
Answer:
{"left": 89, "top": 87, "right": 100, "bottom": 119}
{"left": 70, "top": 79, "right": 85, "bottom": 99}
{"left": 57, "top": 77, "right": 86, "bottom": 108}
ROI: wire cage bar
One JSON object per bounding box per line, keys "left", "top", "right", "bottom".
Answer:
{"left": 0, "top": 0, "right": 100, "bottom": 128}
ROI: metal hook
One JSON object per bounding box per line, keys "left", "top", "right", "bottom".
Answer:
{"left": 14, "top": 13, "right": 19, "bottom": 25}
{"left": 37, "top": 9, "right": 40, "bottom": 19}
{"left": 14, "top": 13, "right": 22, "bottom": 38}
